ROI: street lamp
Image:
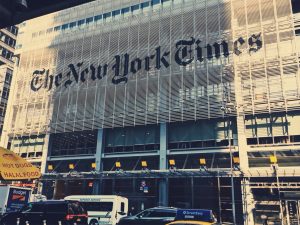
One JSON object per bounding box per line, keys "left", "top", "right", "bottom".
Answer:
{"left": 91, "top": 163, "right": 96, "bottom": 170}
{"left": 48, "top": 164, "right": 54, "bottom": 172}
{"left": 233, "top": 157, "right": 240, "bottom": 171}
{"left": 269, "top": 155, "right": 284, "bottom": 225}
{"left": 141, "top": 160, "right": 149, "bottom": 172}
{"left": 68, "top": 163, "right": 75, "bottom": 170}
{"left": 115, "top": 161, "right": 123, "bottom": 172}
{"left": 169, "top": 159, "right": 176, "bottom": 172}
{"left": 221, "top": 89, "right": 237, "bottom": 225}
{"left": 199, "top": 158, "right": 208, "bottom": 171}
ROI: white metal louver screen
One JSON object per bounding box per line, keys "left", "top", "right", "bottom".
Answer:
{"left": 6, "top": 0, "right": 299, "bottom": 136}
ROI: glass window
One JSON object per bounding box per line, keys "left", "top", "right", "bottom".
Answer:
{"left": 131, "top": 4, "right": 140, "bottom": 12}
{"left": 2, "top": 87, "right": 9, "bottom": 99}
{"left": 77, "top": 137, "right": 86, "bottom": 149}
{"left": 80, "top": 202, "right": 113, "bottom": 212}
{"left": 4, "top": 36, "right": 10, "bottom": 45}
{"left": 8, "top": 38, "right": 16, "bottom": 47}
{"left": 121, "top": 7, "right": 130, "bottom": 14}
{"left": 103, "top": 12, "right": 111, "bottom": 19}
{"left": 69, "top": 22, "right": 77, "bottom": 29}
{"left": 120, "top": 203, "right": 125, "bottom": 212}
{"left": 14, "top": 27, "right": 18, "bottom": 35}
{"left": 0, "top": 32, "right": 4, "bottom": 41}
{"left": 94, "top": 14, "right": 102, "bottom": 21}
{"left": 86, "top": 17, "right": 94, "bottom": 24}
{"left": 1, "top": 48, "right": 6, "bottom": 57}
{"left": 112, "top": 10, "right": 120, "bottom": 16}
{"left": 6, "top": 26, "right": 18, "bottom": 35}
{"left": 86, "top": 133, "right": 97, "bottom": 148}
{"left": 151, "top": 0, "right": 160, "bottom": 5}
{"left": 54, "top": 26, "right": 61, "bottom": 31}
{"left": 3, "top": 50, "right": 13, "bottom": 60}
{"left": 161, "top": 0, "right": 170, "bottom": 3}
{"left": 77, "top": 19, "right": 85, "bottom": 26}
{"left": 141, "top": 2, "right": 150, "bottom": 8}
{"left": 28, "top": 152, "right": 35, "bottom": 158}
{"left": 62, "top": 24, "right": 69, "bottom": 30}
{"left": 13, "top": 26, "right": 18, "bottom": 35}
{"left": 50, "top": 130, "right": 96, "bottom": 156}
{"left": 148, "top": 211, "right": 176, "bottom": 217}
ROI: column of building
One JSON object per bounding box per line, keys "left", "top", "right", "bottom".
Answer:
{"left": 93, "top": 129, "right": 104, "bottom": 194}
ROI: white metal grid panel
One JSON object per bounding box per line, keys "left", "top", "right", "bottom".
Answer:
{"left": 6, "top": 0, "right": 299, "bottom": 136}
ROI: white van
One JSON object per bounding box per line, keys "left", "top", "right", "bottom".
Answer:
{"left": 64, "top": 195, "right": 128, "bottom": 225}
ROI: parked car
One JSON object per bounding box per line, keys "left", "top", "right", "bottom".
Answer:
{"left": 0, "top": 200, "right": 88, "bottom": 225}
{"left": 117, "top": 207, "right": 177, "bottom": 225}
{"left": 166, "top": 209, "right": 218, "bottom": 225}
{"left": 166, "top": 221, "right": 215, "bottom": 225}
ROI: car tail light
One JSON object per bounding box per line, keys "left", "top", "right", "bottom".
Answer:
{"left": 65, "top": 214, "right": 74, "bottom": 220}
{"left": 66, "top": 214, "right": 88, "bottom": 220}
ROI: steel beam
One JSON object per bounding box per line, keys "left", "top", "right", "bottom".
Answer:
{"left": 159, "top": 123, "right": 168, "bottom": 206}
{"left": 93, "top": 128, "right": 104, "bottom": 194}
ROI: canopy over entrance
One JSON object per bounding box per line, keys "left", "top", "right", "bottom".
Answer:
{"left": 0, "top": 147, "right": 41, "bottom": 180}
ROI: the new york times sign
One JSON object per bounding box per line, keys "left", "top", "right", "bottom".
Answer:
{"left": 30, "top": 34, "right": 262, "bottom": 92}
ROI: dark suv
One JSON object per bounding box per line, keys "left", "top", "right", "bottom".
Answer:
{"left": 118, "top": 207, "right": 177, "bottom": 225}
{"left": 0, "top": 200, "right": 88, "bottom": 225}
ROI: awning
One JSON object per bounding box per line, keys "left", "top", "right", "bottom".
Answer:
{"left": 0, "top": 147, "right": 41, "bottom": 180}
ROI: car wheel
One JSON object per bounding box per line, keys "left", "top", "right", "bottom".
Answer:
{"left": 89, "top": 219, "right": 99, "bottom": 225}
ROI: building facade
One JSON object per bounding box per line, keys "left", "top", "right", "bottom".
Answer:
{"left": 0, "top": 25, "right": 18, "bottom": 137}
{"left": 0, "top": 26, "right": 17, "bottom": 67}
{"left": 3, "top": 0, "right": 300, "bottom": 224}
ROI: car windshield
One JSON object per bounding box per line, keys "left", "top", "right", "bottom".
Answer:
{"left": 136, "top": 210, "right": 151, "bottom": 218}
